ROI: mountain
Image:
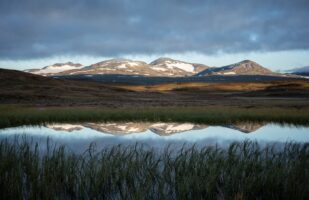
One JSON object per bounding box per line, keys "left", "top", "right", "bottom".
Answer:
{"left": 287, "top": 66, "right": 309, "bottom": 76}
{"left": 196, "top": 60, "right": 274, "bottom": 76}
{"left": 67, "top": 59, "right": 162, "bottom": 76}
{"left": 24, "top": 58, "right": 210, "bottom": 77}
{"left": 24, "top": 62, "right": 83, "bottom": 76}
{"left": 149, "top": 57, "right": 210, "bottom": 76}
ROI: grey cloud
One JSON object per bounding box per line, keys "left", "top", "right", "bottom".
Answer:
{"left": 0, "top": 0, "right": 308, "bottom": 59}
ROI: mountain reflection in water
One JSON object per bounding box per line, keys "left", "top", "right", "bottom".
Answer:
{"left": 0, "top": 122, "right": 308, "bottom": 153}
{"left": 45, "top": 122, "right": 266, "bottom": 136}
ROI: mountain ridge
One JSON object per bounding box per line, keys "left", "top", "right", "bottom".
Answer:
{"left": 22, "top": 58, "right": 303, "bottom": 78}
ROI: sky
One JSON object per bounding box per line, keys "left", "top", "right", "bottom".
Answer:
{"left": 0, "top": 0, "right": 309, "bottom": 71}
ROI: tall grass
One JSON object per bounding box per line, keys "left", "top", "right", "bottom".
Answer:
{"left": 0, "top": 105, "right": 309, "bottom": 128}
{"left": 0, "top": 139, "right": 308, "bottom": 199}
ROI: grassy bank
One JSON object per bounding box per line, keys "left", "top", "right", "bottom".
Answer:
{"left": 0, "top": 140, "right": 308, "bottom": 199}
{"left": 0, "top": 105, "right": 309, "bottom": 128}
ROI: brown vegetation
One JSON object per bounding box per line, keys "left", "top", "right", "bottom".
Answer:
{"left": 1, "top": 68, "right": 309, "bottom": 108}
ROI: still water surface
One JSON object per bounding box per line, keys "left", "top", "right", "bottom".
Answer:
{"left": 0, "top": 122, "right": 308, "bottom": 152}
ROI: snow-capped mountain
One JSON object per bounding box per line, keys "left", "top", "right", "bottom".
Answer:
{"left": 24, "top": 58, "right": 210, "bottom": 77}
{"left": 67, "top": 59, "right": 161, "bottom": 76}
{"left": 24, "top": 62, "right": 83, "bottom": 76}
{"left": 196, "top": 60, "right": 274, "bottom": 76}
{"left": 149, "top": 57, "right": 210, "bottom": 76}
{"left": 23, "top": 58, "right": 291, "bottom": 78}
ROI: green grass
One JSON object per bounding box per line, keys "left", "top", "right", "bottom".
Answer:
{"left": 0, "top": 139, "right": 308, "bottom": 199}
{"left": 0, "top": 105, "right": 309, "bottom": 128}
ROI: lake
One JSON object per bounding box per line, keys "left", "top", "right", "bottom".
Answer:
{"left": 0, "top": 122, "right": 308, "bottom": 153}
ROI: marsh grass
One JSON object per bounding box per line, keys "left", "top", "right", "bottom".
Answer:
{"left": 0, "top": 105, "right": 309, "bottom": 128}
{"left": 0, "top": 139, "right": 308, "bottom": 199}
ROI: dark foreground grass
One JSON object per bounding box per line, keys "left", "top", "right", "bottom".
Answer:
{"left": 0, "top": 105, "right": 309, "bottom": 128}
{"left": 0, "top": 139, "right": 308, "bottom": 199}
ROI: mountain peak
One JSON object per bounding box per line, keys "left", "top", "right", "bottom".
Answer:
{"left": 197, "top": 60, "right": 273, "bottom": 76}
{"left": 238, "top": 59, "right": 256, "bottom": 64}
{"left": 223, "top": 60, "right": 272, "bottom": 74}
{"left": 149, "top": 57, "right": 176, "bottom": 65}
{"left": 232, "top": 60, "right": 266, "bottom": 68}
{"left": 150, "top": 57, "right": 199, "bottom": 73}
{"left": 105, "top": 58, "right": 132, "bottom": 62}
{"left": 90, "top": 59, "right": 148, "bottom": 69}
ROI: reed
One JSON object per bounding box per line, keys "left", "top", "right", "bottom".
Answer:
{"left": 0, "top": 139, "right": 308, "bottom": 199}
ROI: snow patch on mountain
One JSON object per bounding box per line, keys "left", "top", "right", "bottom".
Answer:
{"left": 166, "top": 62, "right": 195, "bottom": 72}
{"left": 150, "top": 58, "right": 195, "bottom": 73}
{"left": 151, "top": 123, "right": 195, "bottom": 134}
{"left": 46, "top": 124, "right": 84, "bottom": 132}
{"left": 127, "top": 62, "right": 139, "bottom": 66}
{"left": 116, "top": 64, "right": 127, "bottom": 69}
{"left": 26, "top": 62, "right": 83, "bottom": 75}
{"left": 152, "top": 66, "right": 168, "bottom": 71}
{"left": 32, "top": 64, "right": 83, "bottom": 74}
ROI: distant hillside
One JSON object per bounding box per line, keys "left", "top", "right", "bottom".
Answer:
{"left": 1, "top": 68, "right": 309, "bottom": 106}
{"left": 293, "top": 72, "right": 309, "bottom": 76}
{"left": 288, "top": 66, "right": 309, "bottom": 73}
{"left": 196, "top": 60, "right": 275, "bottom": 76}
{"left": 0, "top": 68, "right": 126, "bottom": 104}
{"left": 287, "top": 66, "right": 309, "bottom": 76}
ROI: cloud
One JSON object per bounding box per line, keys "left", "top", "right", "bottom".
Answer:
{"left": 0, "top": 0, "right": 308, "bottom": 59}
